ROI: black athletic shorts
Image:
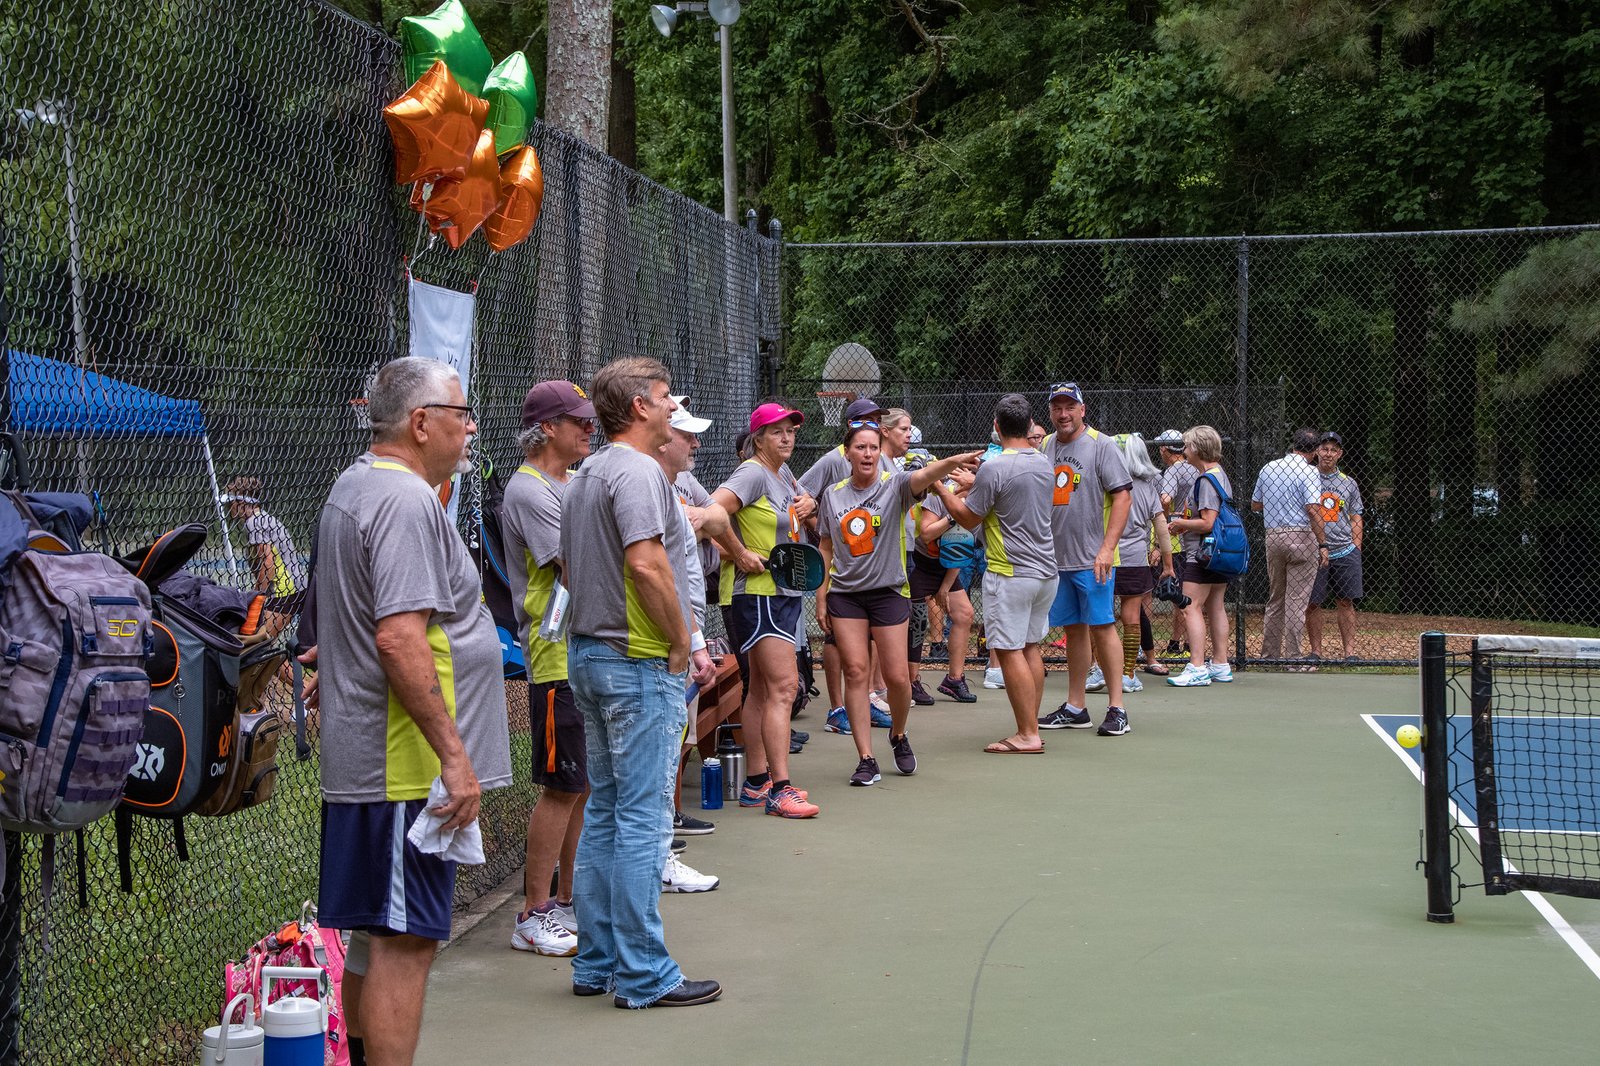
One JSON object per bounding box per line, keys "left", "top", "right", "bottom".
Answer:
{"left": 826, "top": 586, "right": 912, "bottom": 627}
{"left": 726, "top": 593, "right": 802, "bottom": 653}
{"left": 908, "top": 550, "right": 962, "bottom": 599}
{"left": 1154, "top": 550, "right": 1185, "bottom": 581}
{"left": 1113, "top": 565, "right": 1154, "bottom": 598}
{"left": 1183, "top": 557, "right": 1232, "bottom": 586}
{"left": 1310, "top": 548, "right": 1363, "bottom": 603}
{"left": 530, "top": 680, "right": 587, "bottom": 793}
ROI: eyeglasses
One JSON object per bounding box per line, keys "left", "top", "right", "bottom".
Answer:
{"left": 847, "top": 419, "right": 879, "bottom": 429}
{"left": 422, "top": 402, "right": 475, "bottom": 421}
{"left": 559, "top": 415, "right": 596, "bottom": 433}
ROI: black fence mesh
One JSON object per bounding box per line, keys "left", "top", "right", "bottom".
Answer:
{"left": 0, "top": 0, "right": 772, "bottom": 1061}
{"left": 778, "top": 230, "right": 1600, "bottom": 667}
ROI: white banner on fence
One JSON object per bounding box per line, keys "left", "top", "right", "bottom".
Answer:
{"left": 408, "top": 276, "right": 476, "bottom": 524}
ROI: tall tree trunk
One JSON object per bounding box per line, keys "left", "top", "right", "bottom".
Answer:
{"left": 608, "top": 11, "right": 636, "bottom": 168}
{"left": 543, "top": 1, "right": 613, "bottom": 380}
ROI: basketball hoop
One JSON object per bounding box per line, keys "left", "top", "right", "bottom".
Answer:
{"left": 349, "top": 397, "right": 370, "bottom": 431}
{"left": 816, "top": 390, "right": 855, "bottom": 427}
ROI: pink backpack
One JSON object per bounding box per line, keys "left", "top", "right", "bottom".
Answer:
{"left": 222, "top": 903, "right": 349, "bottom": 1065}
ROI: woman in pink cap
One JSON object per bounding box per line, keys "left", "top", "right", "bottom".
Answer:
{"left": 709, "top": 403, "right": 820, "bottom": 819}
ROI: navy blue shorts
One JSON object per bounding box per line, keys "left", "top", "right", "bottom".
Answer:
{"left": 726, "top": 593, "right": 802, "bottom": 653}
{"left": 319, "top": 800, "right": 456, "bottom": 942}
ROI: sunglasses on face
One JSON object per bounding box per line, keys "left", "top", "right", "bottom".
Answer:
{"left": 560, "top": 415, "right": 596, "bottom": 432}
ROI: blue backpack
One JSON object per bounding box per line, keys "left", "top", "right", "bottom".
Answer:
{"left": 1197, "top": 472, "right": 1250, "bottom": 577}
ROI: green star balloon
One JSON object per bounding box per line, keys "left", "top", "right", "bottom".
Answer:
{"left": 483, "top": 53, "right": 539, "bottom": 156}
{"left": 401, "top": 0, "right": 493, "bottom": 98}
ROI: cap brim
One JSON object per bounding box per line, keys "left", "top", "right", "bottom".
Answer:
{"left": 567, "top": 398, "right": 597, "bottom": 419}
{"left": 672, "top": 415, "right": 713, "bottom": 433}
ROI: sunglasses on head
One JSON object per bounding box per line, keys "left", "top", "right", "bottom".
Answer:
{"left": 1049, "top": 382, "right": 1082, "bottom": 398}
{"left": 848, "top": 418, "right": 880, "bottom": 429}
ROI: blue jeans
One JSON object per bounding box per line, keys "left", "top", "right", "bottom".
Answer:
{"left": 568, "top": 635, "right": 689, "bottom": 1007}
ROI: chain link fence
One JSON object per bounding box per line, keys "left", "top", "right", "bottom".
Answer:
{"left": 0, "top": 0, "right": 772, "bottom": 1060}
{"left": 779, "top": 229, "right": 1600, "bottom": 668}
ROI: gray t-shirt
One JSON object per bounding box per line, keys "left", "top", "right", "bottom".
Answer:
{"left": 716, "top": 459, "right": 802, "bottom": 601}
{"left": 316, "top": 453, "right": 512, "bottom": 803}
{"left": 1316, "top": 469, "right": 1364, "bottom": 552}
{"left": 817, "top": 470, "right": 918, "bottom": 594}
{"left": 674, "top": 471, "right": 720, "bottom": 591}
{"left": 1044, "top": 427, "right": 1132, "bottom": 571}
{"left": 501, "top": 464, "right": 568, "bottom": 684}
{"left": 562, "top": 442, "right": 693, "bottom": 659}
{"left": 1184, "top": 465, "right": 1233, "bottom": 557}
{"left": 962, "top": 448, "right": 1056, "bottom": 580}
{"left": 674, "top": 496, "right": 707, "bottom": 630}
{"left": 1117, "top": 478, "right": 1164, "bottom": 566}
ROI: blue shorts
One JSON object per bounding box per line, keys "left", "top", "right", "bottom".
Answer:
{"left": 1049, "top": 569, "right": 1116, "bottom": 627}
{"left": 319, "top": 799, "right": 456, "bottom": 942}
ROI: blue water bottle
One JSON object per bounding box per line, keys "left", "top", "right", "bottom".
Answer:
{"left": 701, "top": 757, "right": 723, "bottom": 810}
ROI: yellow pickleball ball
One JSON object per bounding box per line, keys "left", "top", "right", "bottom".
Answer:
{"left": 1396, "top": 724, "right": 1421, "bottom": 749}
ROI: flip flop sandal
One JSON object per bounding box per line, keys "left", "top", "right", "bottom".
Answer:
{"left": 983, "top": 738, "right": 1044, "bottom": 754}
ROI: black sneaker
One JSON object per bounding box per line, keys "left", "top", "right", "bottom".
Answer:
{"left": 928, "top": 641, "right": 949, "bottom": 659}
{"left": 889, "top": 733, "right": 917, "bottom": 776}
{"left": 673, "top": 810, "right": 715, "bottom": 836}
{"left": 1163, "top": 639, "right": 1183, "bottom": 655}
{"left": 938, "top": 675, "right": 977, "bottom": 703}
{"left": 792, "top": 729, "right": 810, "bottom": 743}
{"left": 671, "top": 838, "right": 687, "bottom": 853}
{"left": 849, "top": 757, "right": 881, "bottom": 787}
{"left": 910, "top": 678, "right": 935, "bottom": 706}
{"left": 1039, "top": 703, "right": 1092, "bottom": 729}
{"left": 1097, "top": 708, "right": 1130, "bottom": 736}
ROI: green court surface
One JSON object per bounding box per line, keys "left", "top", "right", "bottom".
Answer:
{"left": 417, "top": 670, "right": 1600, "bottom": 1065}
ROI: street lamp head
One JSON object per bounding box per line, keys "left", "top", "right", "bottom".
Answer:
{"left": 650, "top": 4, "right": 678, "bottom": 36}
{"left": 708, "top": 0, "right": 741, "bottom": 26}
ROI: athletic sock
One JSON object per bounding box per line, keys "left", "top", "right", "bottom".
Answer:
{"left": 1139, "top": 606, "right": 1154, "bottom": 653}
{"left": 772, "top": 778, "right": 791, "bottom": 793}
{"left": 1121, "top": 625, "right": 1140, "bottom": 678}
{"left": 746, "top": 772, "right": 771, "bottom": 789}
{"left": 348, "top": 1037, "right": 367, "bottom": 1066}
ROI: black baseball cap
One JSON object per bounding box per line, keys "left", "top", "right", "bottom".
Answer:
{"left": 1320, "top": 431, "right": 1344, "bottom": 446}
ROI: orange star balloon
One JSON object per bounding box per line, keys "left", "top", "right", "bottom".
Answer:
{"left": 383, "top": 60, "right": 490, "bottom": 185}
{"left": 484, "top": 146, "right": 544, "bottom": 252}
{"left": 423, "top": 128, "right": 501, "bottom": 249}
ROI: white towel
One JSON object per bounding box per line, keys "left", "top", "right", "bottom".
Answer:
{"left": 405, "top": 777, "right": 486, "bottom": 865}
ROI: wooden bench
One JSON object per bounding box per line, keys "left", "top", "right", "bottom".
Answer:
{"left": 690, "top": 654, "right": 744, "bottom": 758}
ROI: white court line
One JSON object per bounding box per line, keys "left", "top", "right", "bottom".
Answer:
{"left": 1362, "top": 713, "right": 1600, "bottom": 984}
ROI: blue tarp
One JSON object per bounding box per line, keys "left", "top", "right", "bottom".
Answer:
{"left": 6, "top": 350, "right": 206, "bottom": 438}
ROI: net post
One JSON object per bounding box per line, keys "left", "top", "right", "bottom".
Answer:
{"left": 1420, "top": 631, "right": 1454, "bottom": 923}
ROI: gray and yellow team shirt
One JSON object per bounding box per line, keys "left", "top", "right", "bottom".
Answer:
{"left": 561, "top": 442, "right": 693, "bottom": 660}
{"left": 316, "top": 453, "right": 512, "bottom": 803}
{"left": 1161, "top": 460, "right": 1198, "bottom": 554}
{"left": 244, "top": 511, "right": 300, "bottom": 596}
{"left": 797, "top": 444, "right": 894, "bottom": 499}
{"left": 1315, "top": 469, "right": 1364, "bottom": 553}
{"left": 501, "top": 464, "right": 568, "bottom": 684}
{"left": 674, "top": 470, "right": 721, "bottom": 588}
{"left": 962, "top": 448, "right": 1056, "bottom": 581}
{"left": 715, "top": 459, "right": 803, "bottom": 603}
{"left": 1043, "top": 427, "right": 1132, "bottom": 572}
{"left": 1117, "top": 478, "right": 1165, "bottom": 567}
{"left": 818, "top": 470, "right": 918, "bottom": 594}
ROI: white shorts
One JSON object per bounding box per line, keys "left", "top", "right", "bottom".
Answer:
{"left": 982, "top": 571, "right": 1056, "bottom": 650}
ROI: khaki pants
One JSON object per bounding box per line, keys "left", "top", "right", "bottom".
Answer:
{"left": 1262, "top": 528, "right": 1318, "bottom": 659}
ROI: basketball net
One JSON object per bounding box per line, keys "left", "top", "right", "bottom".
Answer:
{"left": 817, "top": 390, "right": 854, "bottom": 427}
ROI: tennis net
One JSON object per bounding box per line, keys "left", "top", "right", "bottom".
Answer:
{"left": 1420, "top": 633, "right": 1600, "bottom": 920}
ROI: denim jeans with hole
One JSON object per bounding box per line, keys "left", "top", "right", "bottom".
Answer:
{"left": 568, "top": 635, "right": 688, "bottom": 1006}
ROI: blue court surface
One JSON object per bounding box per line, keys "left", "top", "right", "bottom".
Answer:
{"left": 1371, "top": 712, "right": 1600, "bottom": 833}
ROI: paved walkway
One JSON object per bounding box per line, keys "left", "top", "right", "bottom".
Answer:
{"left": 417, "top": 669, "right": 1600, "bottom": 1065}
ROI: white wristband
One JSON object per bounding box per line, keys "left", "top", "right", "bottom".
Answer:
{"left": 690, "top": 631, "right": 707, "bottom": 653}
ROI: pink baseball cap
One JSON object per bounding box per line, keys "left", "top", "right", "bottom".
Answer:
{"left": 749, "top": 402, "right": 804, "bottom": 435}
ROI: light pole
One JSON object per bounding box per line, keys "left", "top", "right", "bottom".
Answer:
{"left": 649, "top": 1, "right": 742, "bottom": 224}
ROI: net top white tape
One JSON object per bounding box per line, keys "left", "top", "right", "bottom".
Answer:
{"left": 1474, "top": 634, "right": 1600, "bottom": 659}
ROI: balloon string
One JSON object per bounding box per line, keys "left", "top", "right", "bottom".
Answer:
{"left": 410, "top": 183, "right": 434, "bottom": 266}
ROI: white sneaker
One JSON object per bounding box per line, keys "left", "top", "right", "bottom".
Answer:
{"left": 661, "top": 854, "right": 720, "bottom": 893}
{"left": 1208, "top": 661, "right": 1234, "bottom": 683}
{"left": 868, "top": 689, "right": 891, "bottom": 714}
{"left": 983, "top": 667, "right": 1005, "bottom": 690}
{"left": 1122, "top": 673, "right": 1143, "bottom": 693}
{"left": 1166, "top": 663, "right": 1212, "bottom": 688}
{"left": 1085, "top": 664, "right": 1106, "bottom": 692}
{"left": 548, "top": 900, "right": 578, "bottom": 935}
{"left": 511, "top": 907, "right": 578, "bottom": 956}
